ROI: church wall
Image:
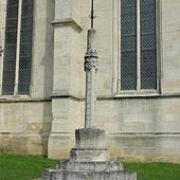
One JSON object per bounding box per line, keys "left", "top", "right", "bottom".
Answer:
{"left": 161, "top": 0, "right": 180, "bottom": 94}
{"left": 48, "top": 98, "right": 84, "bottom": 159}
{"left": 0, "top": 101, "right": 52, "bottom": 155}
{"left": 95, "top": 97, "right": 180, "bottom": 162}
{"left": 48, "top": 0, "right": 180, "bottom": 162}
{"left": 0, "top": 0, "right": 54, "bottom": 154}
{"left": 0, "top": 0, "right": 180, "bottom": 163}
{"left": 48, "top": 0, "right": 85, "bottom": 159}
{"left": 31, "top": 0, "right": 54, "bottom": 98}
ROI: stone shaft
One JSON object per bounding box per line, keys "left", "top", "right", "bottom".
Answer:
{"left": 84, "top": 29, "right": 98, "bottom": 128}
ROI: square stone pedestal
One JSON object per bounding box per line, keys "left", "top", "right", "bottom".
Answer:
{"left": 43, "top": 128, "right": 137, "bottom": 180}
{"left": 70, "top": 128, "right": 109, "bottom": 162}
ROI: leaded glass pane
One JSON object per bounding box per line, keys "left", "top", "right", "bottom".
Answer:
{"left": 2, "top": 0, "right": 19, "bottom": 95}
{"left": 121, "top": 0, "right": 137, "bottom": 90}
{"left": 18, "top": 0, "right": 33, "bottom": 94}
{"left": 140, "top": 0, "right": 157, "bottom": 89}
{"left": 121, "top": 0, "right": 136, "bottom": 7}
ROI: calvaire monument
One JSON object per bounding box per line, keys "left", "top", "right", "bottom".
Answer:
{"left": 43, "top": 0, "right": 137, "bottom": 179}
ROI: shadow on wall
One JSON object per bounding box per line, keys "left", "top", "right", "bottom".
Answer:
{"left": 41, "top": 0, "right": 54, "bottom": 156}
{"left": 40, "top": 102, "right": 53, "bottom": 156}
{"left": 34, "top": 0, "right": 55, "bottom": 156}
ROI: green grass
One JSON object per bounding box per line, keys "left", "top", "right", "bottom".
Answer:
{"left": 0, "top": 152, "right": 57, "bottom": 180}
{"left": 1, "top": 152, "right": 180, "bottom": 180}
{"left": 124, "top": 162, "right": 180, "bottom": 180}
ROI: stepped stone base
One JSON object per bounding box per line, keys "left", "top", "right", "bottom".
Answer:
{"left": 42, "top": 160, "right": 137, "bottom": 180}
{"left": 42, "top": 128, "right": 137, "bottom": 179}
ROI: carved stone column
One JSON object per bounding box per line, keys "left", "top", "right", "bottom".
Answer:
{"left": 84, "top": 29, "right": 98, "bottom": 128}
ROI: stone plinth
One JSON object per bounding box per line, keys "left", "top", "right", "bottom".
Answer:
{"left": 75, "top": 129, "right": 106, "bottom": 149}
{"left": 70, "top": 128, "right": 109, "bottom": 162}
{"left": 70, "top": 148, "right": 108, "bottom": 162}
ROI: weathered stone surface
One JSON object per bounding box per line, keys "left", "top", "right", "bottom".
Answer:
{"left": 75, "top": 128, "right": 105, "bottom": 149}
{"left": 0, "top": 101, "right": 52, "bottom": 155}
{"left": 70, "top": 128, "right": 109, "bottom": 161}
{"left": 42, "top": 161, "right": 137, "bottom": 180}
{"left": 70, "top": 148, "right": 109, "bottom": 162}
{"left": 58, "top": 161, "right": 124, "bottom": 171}
{"left": 43, "top": 170, "right": 137, "bottom": 180}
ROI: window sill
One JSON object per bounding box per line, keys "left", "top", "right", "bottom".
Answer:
{"left": 114, "top": 90, "right": 160, "bottom": 98}
{"left": 98, "top": 92, "right": 180, "bottom": 100}
{"left": 0, "top": 95, "right": 51, "bottom": 103}
{"left": 97, "top": 91, "right": 161, "bottom": 100}
{"left": 0, "top": 94, "right": 30, "bottom": 99}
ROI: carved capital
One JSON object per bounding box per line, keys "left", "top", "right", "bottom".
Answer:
{"left": 84, "top": 49, "right": 98, "bottom": 72}
{"left": 0, "top": 46, "right": 3, "bottom": 56}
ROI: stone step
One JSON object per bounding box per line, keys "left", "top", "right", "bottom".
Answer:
{"left": 43, "top": 169, "right": 137, "bottom": 180}
{"left": 58, "top": 160, "right": 124, "bottom": 172}
{"left": 70, "top": 148, "right": 109, "bottom": 162}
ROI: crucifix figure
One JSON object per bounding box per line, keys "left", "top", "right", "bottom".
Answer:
{"left": 84, "top": 0, "right": 98, "bottom": 128}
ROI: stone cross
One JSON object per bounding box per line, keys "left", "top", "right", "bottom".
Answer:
{"left": 42, "top": 0, "right": 137, "bottom": 178}
{"left": 84, "top": 0, "right": 98, "bottom": 128}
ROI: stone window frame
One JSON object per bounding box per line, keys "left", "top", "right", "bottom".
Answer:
{"left": 0, "top": 0, "right": 34, "bottom": 97}
{"left": 112, "top": 0, "right": 162, "bottom": 97}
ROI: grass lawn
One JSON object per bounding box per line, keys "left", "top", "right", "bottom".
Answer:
{"left": 1, "top": 152, "right": 180, "bottom": 180}
{"left": 125, "top": 162, "right": 180, "bottom": 180}
{"left": 0, "top": 153, "right": 57, "bottom": 180}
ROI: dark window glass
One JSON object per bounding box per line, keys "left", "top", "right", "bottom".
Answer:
{"left": 18, "top": 0, "right": 33, "bottom": 94}
{"left": 140, "top": 0, "right": 157, "bottom": 89}
{"left": 121, "top": 0, "right": 137, "bottom": 90}
{"left": 2, "top": 0, "right": 19, "bottom": 95}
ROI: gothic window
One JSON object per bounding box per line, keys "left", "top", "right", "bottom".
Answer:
{"left": 2, "top": 0, "right": 33, "bottom": 95}
{"left": 121, "top": 0, "right": 157, "bottom": 91}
